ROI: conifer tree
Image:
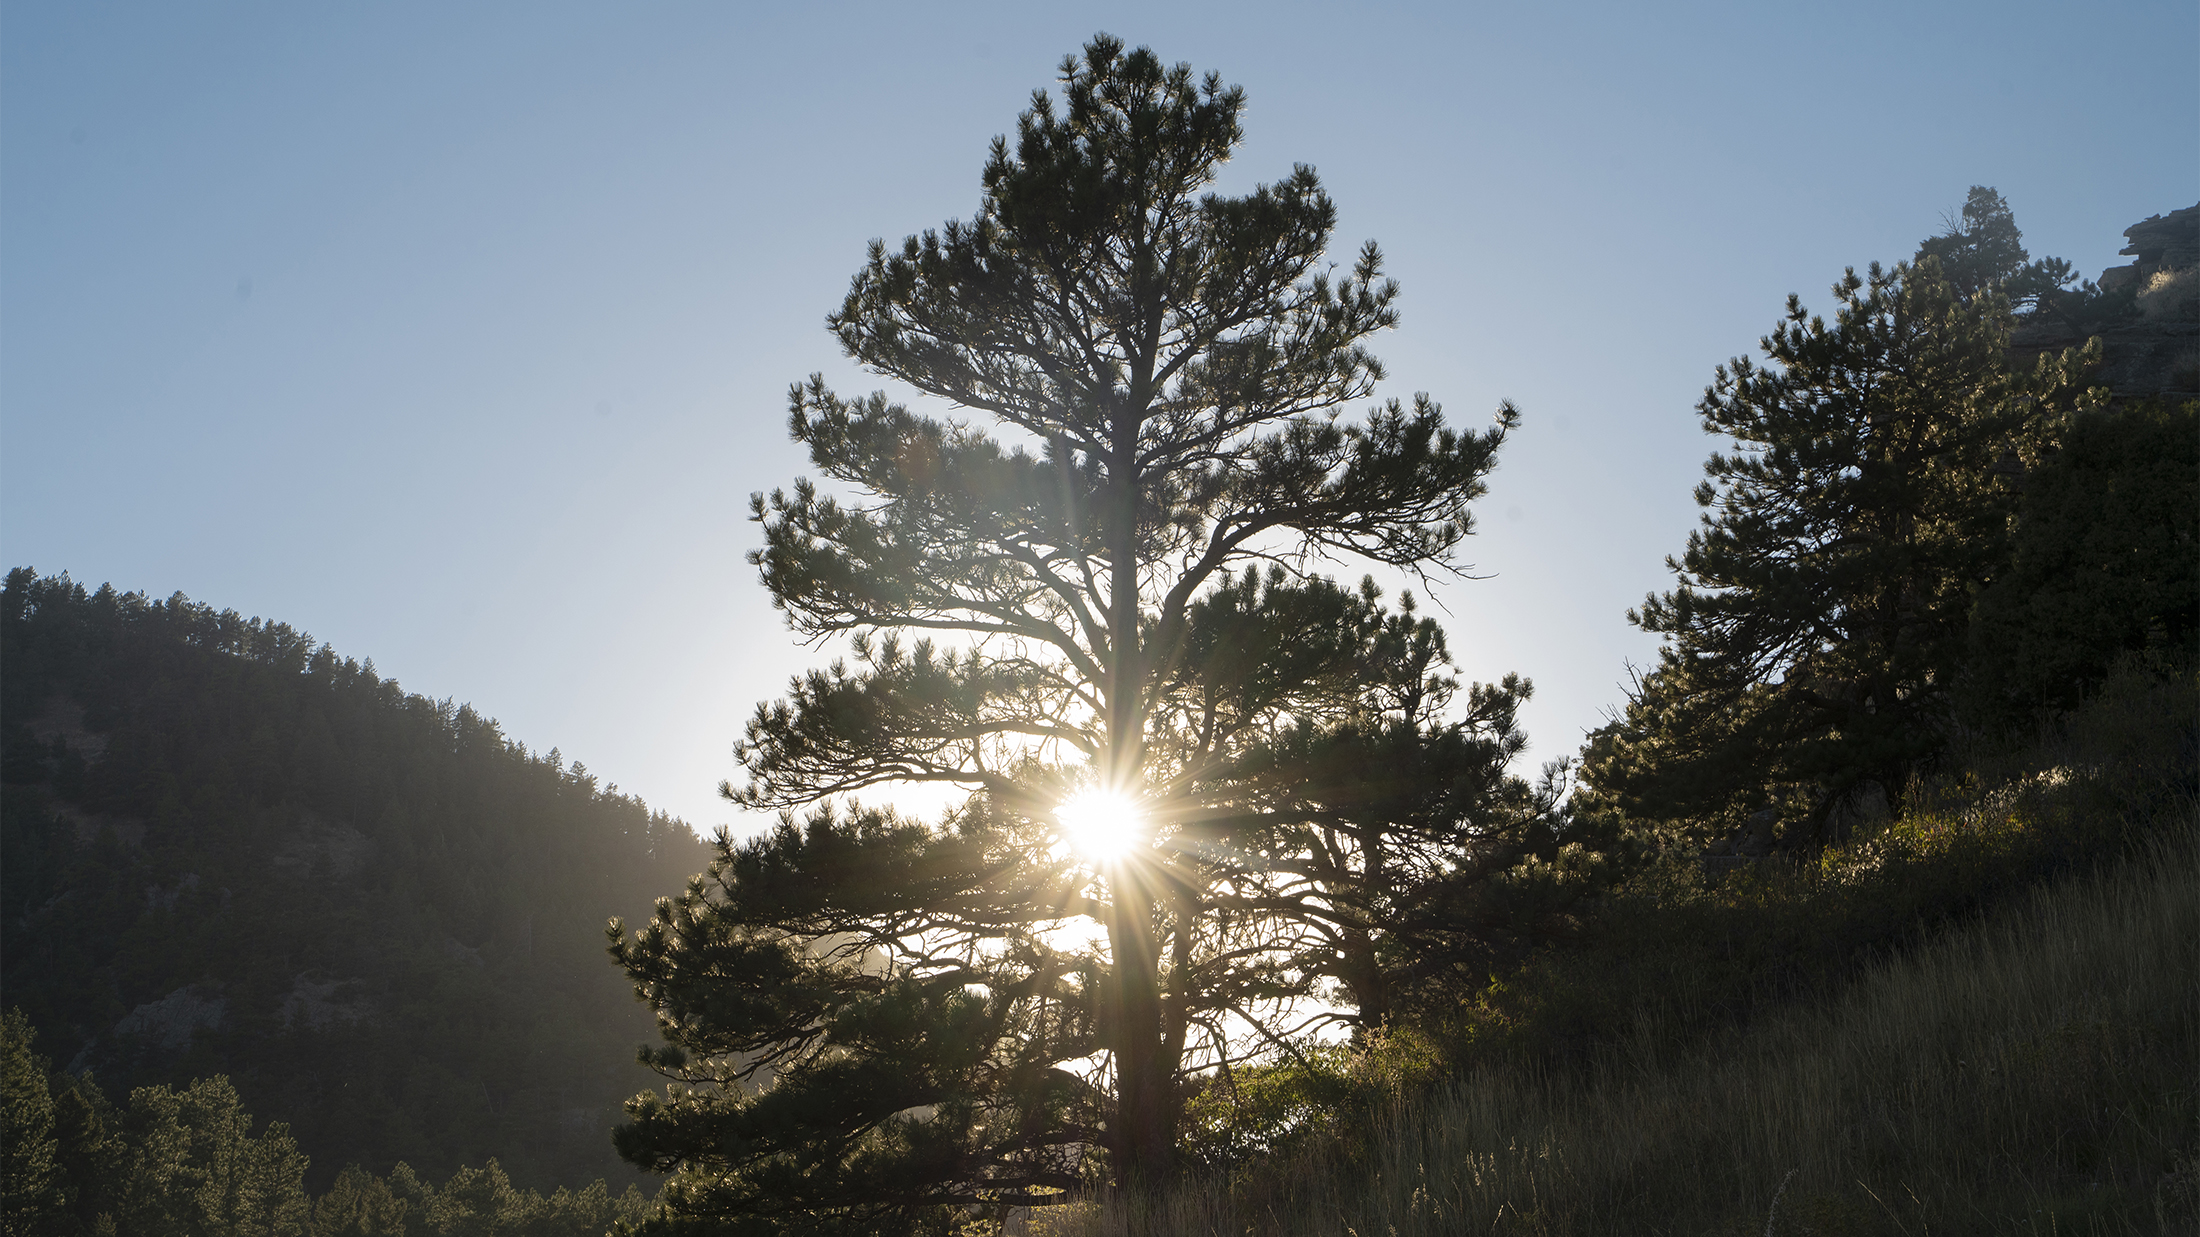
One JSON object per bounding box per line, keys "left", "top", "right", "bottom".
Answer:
{"left": 3, "top": 1009, "right": 64, "bottom": 1237}
{"left": 609, "top": 36, "right": 1531, "bottom": 1228}
{"left": 1963, "top": 397, "right": 2198, "bottom": 719}
{"left": 1579, "top": 228, "right": 2102, "bottom": 841}
{"left": 1916, "top": 185, "right": 2033, "bottom": 300}
{"left": 1915, "top": 184, "right": 2080, "bottom": 310}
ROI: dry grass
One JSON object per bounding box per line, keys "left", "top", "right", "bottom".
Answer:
{"left": 1039, "top": 830, "right": 2198, "bottom": 1235}
{"left": 1031, "top": 663, "right": 2199, "bottom": 1236}
{"left": 2137, "top": 266, "right": 2197, "bottom": 323}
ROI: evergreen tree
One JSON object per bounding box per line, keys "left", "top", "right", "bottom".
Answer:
{"left": 100, "top": 1076, "right": 313, "bottom": 1237}
{"left": 308, "top": 1158, "right": 649, "bottom": 1237}
{"left": 310, "top": 1166, "right": 409, "bottom": 1237}
{"left": 610, "top": 36, "right": 1529, "bottom": 1228}
{"left": 1579, "top": 250, "right": 2101, "bottom": 841}
{"left": 1181, "top": 577, "right": 1564, "bottom": 1027}
{"left": 1916, "top": 185, "right": 2031, "bottom": 300}
{"left": 1915, "top": 185, "right": 2079, "bottom": 310}
{"left": 1963, "top": 398, "right": 2198, "bottom": 720}
{"left": 0, "top": 1039, "right": 317, "bottom": 1237}
{"left": 3, "top": 1010, "right": 63, "bottom": 1237}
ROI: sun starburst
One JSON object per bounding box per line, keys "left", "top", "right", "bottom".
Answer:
{"left": 1054, "top": 788, "right": 1144, "bottom": 862}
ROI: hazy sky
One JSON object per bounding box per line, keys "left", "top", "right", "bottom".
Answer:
{"left": 5, "top": 2, "right": 2193, "bottom": 835}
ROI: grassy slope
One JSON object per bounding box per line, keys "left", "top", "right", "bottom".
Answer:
{"left": 1056, "top": 833, "right": 2195, "bottom": 1236}
{"left": 1046, "top": 666, "right": 2198, "bottom": 1236}
{"left": 1330, "top": 831, "right": 2198, "bottom": 1235}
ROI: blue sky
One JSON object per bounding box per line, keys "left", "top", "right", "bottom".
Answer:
{"left": 4, "top": 2, "right": 2193, "bottom": 834}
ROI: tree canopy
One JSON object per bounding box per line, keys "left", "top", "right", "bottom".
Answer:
{"left": 1963, "top": 397, "right": 2197, "bottom": 720}
{"left": 610, "top": 36, "right": 1544, "bottom": 1230}
{"left": 3, "top": 1007, "right": 656, "bottom": 1237}
{"left": 1576, "top": 193, "right": 2108, "bottom": 841}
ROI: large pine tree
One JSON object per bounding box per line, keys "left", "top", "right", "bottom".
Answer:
{"left": 609, "top": 37, "right": 1538, "bottom": 1229}
{"left": 1578, "top": 204, "right": 2103, "bottom": 842}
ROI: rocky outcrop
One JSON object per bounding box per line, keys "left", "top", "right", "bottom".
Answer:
{"left": 2098, "top": 204, "right": 2200, "bottom": 293}
{"left": 113, "top": 984, "right": 227, "bottom": 1051}
{"left": 26, "top": 696, "right": 108, "bottom": 761}
{"left": 270, "top": 816, "right": 374, "bottom": 880}
{"left": 278, "top": 973, "right": 373, "bottom": 1032}
{"left": 2015, "top": 203, "right": 2199, "bottom": 401}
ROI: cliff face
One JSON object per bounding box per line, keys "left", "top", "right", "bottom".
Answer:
{"left": 2014, "top": 203, "right": 2199, "bottom": 400}
{"left": 2098, "top": 204, "right": 2200, "bottom": 293}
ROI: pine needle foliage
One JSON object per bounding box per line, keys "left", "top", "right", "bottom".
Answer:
{"left": 1964, "top": 398, "right": 2199, "bottom": 721}
{"left": 1581, "top": 246, "right": 2103, "bottom": 841}
{"left": 608, "top": 36, "right": 1539, "bottom": 1231}
{"left": 1040, "top": 658, "right": 2200, "bottom": 1235}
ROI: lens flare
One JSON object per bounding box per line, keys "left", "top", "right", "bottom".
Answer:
{"left": 1055, "top": 789, "right": 1143, "bottom": 861}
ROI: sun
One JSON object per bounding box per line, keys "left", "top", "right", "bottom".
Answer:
{"left": 1054, "top": 788, "right": 1145, "bottom": 862}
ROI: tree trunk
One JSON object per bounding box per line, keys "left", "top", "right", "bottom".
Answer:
{"left": 1102, "top": 395, "right": 1174, "bottom": 1188}
{"left": 1339, "top": 924, "right": 1390, "bottom": 1031}
{"left": 1102, "top": 884, "right": 1173, "bottom": 1187}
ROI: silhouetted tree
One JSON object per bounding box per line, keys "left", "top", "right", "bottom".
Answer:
{"left": 1181, "top": 575, "right": 1565, "bottom": 1027}
{"left": 610, "top": 35, "right": 1533, "bottom": 1230}
{"left": 1916, "top": 185, "right": 2080, "bottom": 311}
{"left": 1917, "top": 185, "right": 2027, "bottom": 299}
{"left": 1578, "top": 251, "right": 2102, "bottom": 841}
{"left": 1963, "top": 398, "right": 2198, "bottom": 720}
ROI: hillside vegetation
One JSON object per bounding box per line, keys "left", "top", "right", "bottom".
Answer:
{"left": 1019, "top": 186, "right": 2199, "bottom": 1235}
{"left": 2, "top": 1028, "right": 658, "bottom": 1237}
{"left": 1, "top": 569, "right": 713, "bottom": 1191}
{"left": 1045, "top": 662, "right": 2199, "bottom": 1234}
{"left": 1, "top": 156, "right": 2192, "bottom": 1234}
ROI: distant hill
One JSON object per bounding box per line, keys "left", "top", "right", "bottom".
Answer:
{"left": 0, "top": 569, "right": 716, "bottom": 1190}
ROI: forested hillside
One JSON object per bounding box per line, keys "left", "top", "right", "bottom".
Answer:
{"left": 0, "top": 570, "right": 715, "bottom": 1190}
{"left": 571, "top": 36, "right": 2193, "bottom": 1230}
{"left": 1021, "top": 188, "right": 2199, "bottom": 1234}
{"left": 574, "top": 35, "right": 2193, "bottom": 1230}
{"left": 0, "top": 34, "right": 2190, "bottom": 1224}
